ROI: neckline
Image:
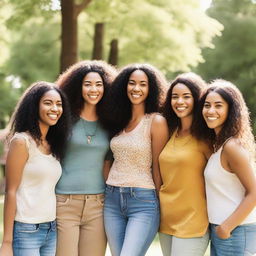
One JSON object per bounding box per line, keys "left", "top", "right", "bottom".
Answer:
{"left": 213, "top": 137, "right": 233, "bottom": 153}
{"left": 123, "top": 116, "right": 145, "bottom": 134}
{"left": 80, "top": 118, "right": 98, "bottom": 123}
{"left": 173, "top": 129, "right": 192, "bottom": 140}
{"left": 35, "top": 146, "right": 53, "bottom": 157}
{"left": 23, "top": 132, "right": 53, "bottom": 157}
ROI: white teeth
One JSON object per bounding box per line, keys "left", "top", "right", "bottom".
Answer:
{"left": 207, "top": 117, "right": 217, "bottom": 120}
{"left": 131, "top": 94, "right": 141, "bottom": 98}
{"left": 177, "top": 107, "right": 186, "bottom": 111}
{"left": 48, "top": 114, "right": 58, "bottom": 120}
{"left": 88, "top": 95, "right": 98, "bottom": 99}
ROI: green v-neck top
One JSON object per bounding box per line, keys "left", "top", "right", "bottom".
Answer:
{"left": 56, "top": 118, "right": 110, "bottom": 194}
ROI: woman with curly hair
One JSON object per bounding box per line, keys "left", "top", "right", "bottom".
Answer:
{"left": 159, "top": 73, "right": 211, "bottom": 256}
{"left": 103, "top": 63, "right": 169, "bottom": 256}
{"left": 200, "top": 80, "right": 256, "bottom": 256}
{"left": 0, "top": 81, "right": 70, "bottom": 256}
{"left": 55, "top": 60, "right": 117, "bottom": 256}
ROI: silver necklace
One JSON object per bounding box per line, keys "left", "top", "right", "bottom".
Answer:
{"left": 81, "top": 119, "right": 98, "bottom": 144}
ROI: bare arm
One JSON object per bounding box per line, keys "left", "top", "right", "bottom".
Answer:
{"left": 0, "top": 138, "right": 28, "bottom": 256}
{"left": 103, "top": 160, "right": 113, "bottom": 181}
{"left": 151, "top": 114, "right": 169, "bottom": 193}
{"left": 216, "top": 139, "right": 256, "bottom": 239}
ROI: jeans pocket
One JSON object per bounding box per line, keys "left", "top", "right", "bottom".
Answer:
{"left": 96, "top": 195, "right": 105, "bottom": 207}
{"left": 244, "top": 224, "right": 256, "bottom": 255}
{"left": 213, "top": 225, "right": 232, "bottom": 240}
{"left": 132, "top": 190, "right": 157, "bottom": 203}
{"left": 56, "top": 194, "right": 69, "bottom": 205}
{"left": 14, "top": 222, "right": 39, "bottom": 233}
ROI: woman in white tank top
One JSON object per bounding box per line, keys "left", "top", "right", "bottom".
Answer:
{"left": 0, "top": 81, "right": 71, "bottom": 256}
{"left": 198, "top": 79, "right": 256, "bottom": 256}
{"left": 102, "top": 63, "right": 169, "bottom": 256}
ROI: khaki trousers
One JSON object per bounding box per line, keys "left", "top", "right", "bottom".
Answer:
{"left": 56, "top": 194, "right": 106, "bottom": 256}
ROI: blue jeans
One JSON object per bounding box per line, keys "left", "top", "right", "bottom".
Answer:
{"left": 13, "top": 220, "right": 56, "bottom": 256}
{"left": 104, "top": 185, "right": 160, "bottom": 256}
{"left": 210, "top": 223, "right": 256, "bottom": 256}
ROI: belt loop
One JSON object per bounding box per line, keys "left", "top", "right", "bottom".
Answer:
{"left": 70, "top": 194, "right": 72, "bottom": 201}
{"left": 51, "top": 220, "right": 56, "bottom": 230}
{"left": 130, "top": 187, "right": 133, "bottom": 196}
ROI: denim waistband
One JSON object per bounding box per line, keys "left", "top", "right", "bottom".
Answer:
{"left": 56, "top": 193, "right": 104, "bottom": 200}
{"left": 14, "top": 220, "right": 56, "bottom": 229}
{"left": 106, "top": 184, "right": 156, "bottom": 193}
{"left": 211, "top": 222, "right": 256, "bottom": 227}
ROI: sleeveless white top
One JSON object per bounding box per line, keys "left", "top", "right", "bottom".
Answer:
{"left": 12, "top": 132, "right": 62, "bottom": 223}
{"left": 106, "top": 114, "right": 155, "bottom": 189}
{"left": 204, "top": 144, "right": 256, "bottom": 225}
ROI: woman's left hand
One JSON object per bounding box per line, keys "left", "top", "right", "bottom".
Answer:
{"left": 215, "top": 225, "right": 231, "bottom": 239}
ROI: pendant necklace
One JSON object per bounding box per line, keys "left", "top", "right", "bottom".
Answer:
{"left": 81, "top": 119, "right": 98, "bottom": 144}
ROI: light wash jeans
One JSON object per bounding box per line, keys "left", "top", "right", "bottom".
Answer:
{"left": 159, "top": 231, "right": 209, "bottom": 256}
{"left": 13, "top": 220, "right": 56, "bottom": 256}
{"left": 210, "top": 223, "right": 256, "bottom": 256}
{"left": 104, "top": 185, "right": 160, "bottom": 256}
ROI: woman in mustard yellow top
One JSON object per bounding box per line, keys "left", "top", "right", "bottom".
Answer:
{"left": 159, "top": 73, "right": 211, "bottom": 256}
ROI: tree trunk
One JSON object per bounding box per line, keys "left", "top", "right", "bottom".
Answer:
{"left": 108, "top": 39, "right": 118, "bottom": 66}
{"left": 60, "top": 0, "right": 78, "bottom": 73}
{"left": 60, "top": 0, "right": 92, "bottom": 73}
{"left": 92, "top": 23, "right": 104, "bottom": 60}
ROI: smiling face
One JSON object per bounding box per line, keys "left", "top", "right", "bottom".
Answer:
{"left": 82, "top": 72, "right": 104, "bottom": 106}
{"left": 127, "top": 70, "right": 149, "bottom": 106}
{"left": 171, "top": 83, "right": 194, "bottom": 120}
{"left": 202, "top": 91, "right": 229, "bottom": 135}
{"left": 39, "top": 90, "right": 63, "bottom": 128}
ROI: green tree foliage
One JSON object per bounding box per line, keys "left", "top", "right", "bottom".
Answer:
{"left": 196, "top": 0, "right": 256, "bottom": 131}
{"left": 3, "top": 0, "right": 223, "bottom": 77}
{"left": 4, "top": 19, "right": 60, "bottom": 86}
{"left": 5, "top": 0, "right": 56, "bottom": 29}
{"left": 0, "top": 73, "right": 20, "bottom": 128}
{"left": 0, "top": 0, "right": 222, "bottom": 126}
{"left": 82, "top": 0, "right": 223, "bottom": 73}
{"left": 0, "top": 1, "right": 12, "bottom": 66}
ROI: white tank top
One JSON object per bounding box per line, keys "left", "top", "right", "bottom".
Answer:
{"left": 12, "top": 132, "right": 62, "bottom": 223}
{"left": 106, "top": 113, "right": 155, "bottom": 188}
{"left": 204, "top": 144, "right": 256, "bottom": 225}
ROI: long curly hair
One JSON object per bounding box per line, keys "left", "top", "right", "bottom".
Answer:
{"left": 8, "top": 81, "right": 71, "bottom": 160}
{"left": 162, "top": 72, "right": 207, "bottom": 136}
{"left": 102, "top": 63, "right": 168, "bottom": 136}
{"left": 198, "top": 79, "right": 256, "bottom": 158}
{"left": 56, "top": 60, "right": 117, "bottom": 125}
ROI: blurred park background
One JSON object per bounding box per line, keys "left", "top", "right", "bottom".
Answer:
{"left": 0, "top": 0, "right": 256, "bottom": 254}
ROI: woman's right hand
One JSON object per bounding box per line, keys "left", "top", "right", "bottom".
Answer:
{"left": 0, "top": 242, "right": 13, "bottom": 256}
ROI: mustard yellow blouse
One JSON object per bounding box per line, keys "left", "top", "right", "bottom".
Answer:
{"left": 159, "top": 131, "right": 211, "bottom": 238}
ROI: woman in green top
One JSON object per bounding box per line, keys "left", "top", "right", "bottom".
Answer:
{"left": 55, "top": 60, "right": 117, "bottom": 256}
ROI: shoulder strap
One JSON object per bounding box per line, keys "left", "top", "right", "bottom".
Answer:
{"left": 144, "top": 113, "right": 157, "bottom": 137}
{"left": 220, "top": 137, "right": 233, "bottom": 150}
{"left": 10, "top": 132, "right": 31, "bottom": 150}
